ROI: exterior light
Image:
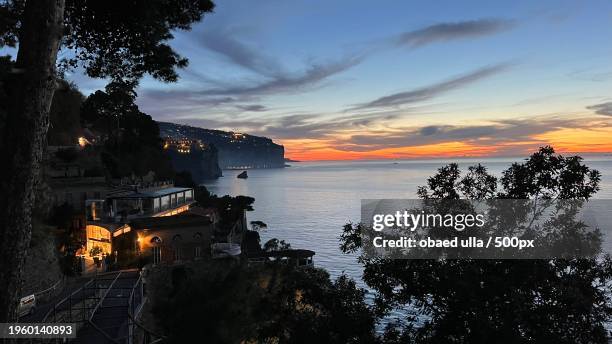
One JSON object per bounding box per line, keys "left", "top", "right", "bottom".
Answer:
{"left": 78, "top": 136, "right": 90, "bottom": 147}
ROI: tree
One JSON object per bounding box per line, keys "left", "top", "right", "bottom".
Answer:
{"left": 198, "top": 194, "right": 255, "bottom": 231}
{"left": 0, "top": 0, "right": 214, "bottom": 320}
{"left": 81, "top": 80, "right": 142, "bottom": 141}
{"left": 150, "top": 261, "right": 378, "bottom": 343}
{"left": 48, "top": 80, "right": 84, "bottom": 145}
{"left": 81, "top": 80, "right": 174, "bottom": 179}
{"left": 341, "top": 147, "right": 612, "bottom": 343}
{"left": 250, "top": 220, "right": 268, "bottom": 231}
{"left": 263, "top": 238, "right": 292, "bottom": 252}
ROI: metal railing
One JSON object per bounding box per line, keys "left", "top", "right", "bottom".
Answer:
{"left": 37, "top": 278, "right": 98, "bottom": 343}
{"left": 38, "top": 270, "right": 164, "bottom": 344}
{"left": 125, "top": 274, "right": 165, "bottom": 344}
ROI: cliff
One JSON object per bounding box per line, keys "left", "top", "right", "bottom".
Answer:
{"left": 158, "top": 122, "right": 285, "bottom": 169}
{"left": 164, "top": 139, "right": 222, "bottom": 181}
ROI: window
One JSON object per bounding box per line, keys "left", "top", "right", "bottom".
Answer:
{"left": 161, "top": 195, "right": 170, "bottom": 210}
{"left": 152, "top": 247, "right": 161, "bottom": 264}
{"left": 185, "top": 190, "right": 193, "bottom": 201}
{"left": 174, "top": 248, "right": 181, "bottom": 261}
{"left": 171, "top": 193, "right": 177, "bottom": 207}
{"left": 150, "top": 236, "right": 162, "bottom": 244}
{"left": 153, "top": 197, "right": 160, "bottom": 213}
{"left": 193, "top": 232, "right": 202, "bottom": 239}
{"left": 172, "top": 234, "right": 182, "bottom": 242}
{"left": 177, "top": 192, "right": 185, "bottom": 204}
{"left": 194, "top": 246, "right": 202, "bottom": 258}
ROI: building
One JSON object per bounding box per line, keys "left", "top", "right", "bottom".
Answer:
{"left": 127, "top": 215, "right": 214, "bottom": 264}
{"left": 84, "top": 184, "right": 196, "bottom": 257}
{"left": 43, "top": 142, "right": 219, "bottom": 266}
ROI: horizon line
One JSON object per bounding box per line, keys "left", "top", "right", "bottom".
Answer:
{"left": 287, "top": 151, "right": 612, "bottom": 163}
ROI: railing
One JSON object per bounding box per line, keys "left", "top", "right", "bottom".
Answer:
{"left": 30, "top": 276, "right": 66, "bottom": 303}
{"left": 88, "top": 280, "right": 122, "bottom": 343}
{"left": 125, "top": 274, "right": 165, "bottom": 344}
{"left": 38, "top": 278, "right": 97, "bottom": 343}
{"left": 39, "top": 270, "right": 164, "bottom": 344}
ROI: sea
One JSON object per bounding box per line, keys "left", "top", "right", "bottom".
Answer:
{"left": 202, "top": 156, "right": 612, "bottom": 324}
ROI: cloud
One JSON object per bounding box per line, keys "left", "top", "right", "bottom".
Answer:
{"left": 253, "top": 110, "right": 411, "bottom": 140}
{"left": 151, "top": 109, "right": 397, "bottom": 141}
{"left": 396, "top": 19, "right": 516, "bottom": 48}
{"left": 351, "top": 63, "right": 512, "bottom": 110}
{"left": 340, "top": 116, "right": 606, "bottom": 151}
{"left": 136, "top": 89, "right": 241, "bottom": 116}
{"left": 137, "top": 55, "right": 362, "bottom": 119}
{"left": 204, "top": 55, "right": 364, "bottom": 97}
{"left": 190, "top": 25, "right": 365, "bottom": 97}
{"left": 568, "top": 69, "right": 612, "bottom": 82}
{"left": 236, "top": 104, "right": 268, "bottom": 112}
{"left": 587, "top": 102, "right": 612, "bottom": 116}
{"left": 199, "top": 29, "right": 282, "bottom": 77}
{"left": 256, "top": 114, "right": 335, "bottom": 139}
{"left": 151, "top": 19, "right": 513, "bottom": 118}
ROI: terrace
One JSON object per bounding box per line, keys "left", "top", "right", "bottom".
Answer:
{"left": 86, "top": 187, "right": 195, "bottom": 224}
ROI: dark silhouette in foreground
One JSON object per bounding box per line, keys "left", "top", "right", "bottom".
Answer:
{"left": 341, "top": 146, "right": 612, "bottom": 344}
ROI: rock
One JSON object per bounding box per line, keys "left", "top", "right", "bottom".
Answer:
{"left": 237, "top": 171, "right": 248, "bottom": 179}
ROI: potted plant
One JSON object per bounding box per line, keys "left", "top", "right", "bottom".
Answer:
{"left": 90, "top": 246, "right": 103, "bottom": 267}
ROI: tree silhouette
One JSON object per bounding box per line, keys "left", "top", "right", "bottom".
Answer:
{"left": 151, "top": 262, "right": 378, "bottom": 343}
{"left": 81, "top": 80, "right": 174, "bottom": 178}
{"left": 342, "top": 147, "right": 612, "bottom": 344}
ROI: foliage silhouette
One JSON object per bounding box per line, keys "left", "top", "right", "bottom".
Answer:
{"left": 342, "top": 146, "right": 612, "bottom": 343}
{"left": 150, "top": 261, "right": 378, "bottom": 344}
{"left": 81, "top": 80, "right": 174, "bottom": 179}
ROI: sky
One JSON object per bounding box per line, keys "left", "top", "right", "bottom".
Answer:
{"left": 11, "top": 0, "right": 612, "bottom": 160}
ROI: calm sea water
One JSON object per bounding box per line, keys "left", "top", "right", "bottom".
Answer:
{"left": 203, "top": 157, "right": 612, "bottom": 320}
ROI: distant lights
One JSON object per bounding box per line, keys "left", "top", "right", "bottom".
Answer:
{"left": 163, "top": 138, "right": 207, "bottom": 154}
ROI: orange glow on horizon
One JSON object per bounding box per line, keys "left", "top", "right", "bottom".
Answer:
{"left": 283, "top": 127, "right": 612, "bottom": 161}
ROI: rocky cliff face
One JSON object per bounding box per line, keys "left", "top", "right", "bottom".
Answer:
{"left": 165, "top": 143, "right": 222, "bottom": 181}
{"left": 158, "top": 122, "right": 285, "bottom": 169}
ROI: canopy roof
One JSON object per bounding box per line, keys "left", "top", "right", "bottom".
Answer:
{"left": 109, "top": 187, "right": 192, "bottom": 200}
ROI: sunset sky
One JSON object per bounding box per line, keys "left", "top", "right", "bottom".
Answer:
{"left": 22, "top": 1, "right": 612, "bottom": 160}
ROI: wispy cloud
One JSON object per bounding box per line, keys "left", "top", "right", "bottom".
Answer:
{"left": 141, "top": 18, "right": 516, "bottom": 119}
{"left": 203, "top": 55, "right": 364, "bottom": 97}
{"left": 350, "top": 63, "right": 512, "bottom": 111}
{"left": 340, "top": 116, "right": 607, "bottom": 151}
{"left": 587, "top": 101, "right": 612, "bottom": 116}
{"left": 236, "top": 104, "right": 268, "bottom": 112}
{"left": 396, "top": 19, "right": 516, "bottom": 48}
{"left": 138, "top": 54, "right": 363, "bottom": 118}
{"left": 188, "top": 18, "right": 514, "bottom": 102}
{"left": 199, "top": 28, "right": 283, "bottom": 77}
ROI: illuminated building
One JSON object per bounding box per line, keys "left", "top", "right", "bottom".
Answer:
{"left": 84, "top": 184, "right": 196, "bottom": 255}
